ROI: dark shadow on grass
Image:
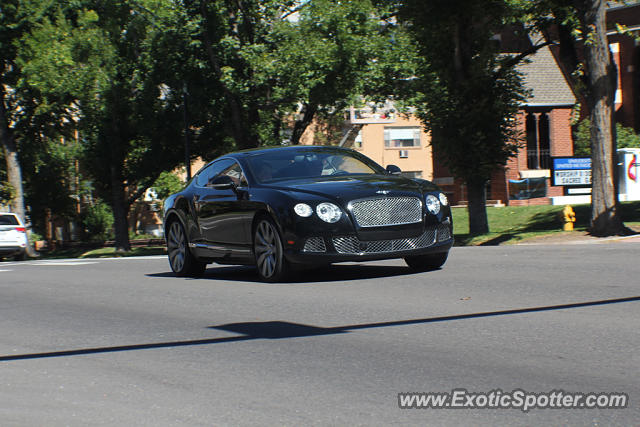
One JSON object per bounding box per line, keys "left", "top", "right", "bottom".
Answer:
{"left": 2, "top": 296, "right": 638, "bottom": 361}
{"left": 147, "top": 263, "right": 419, "bottom": 284}
{"left": 478, "top": 234, "right": 516, "bottom": 246}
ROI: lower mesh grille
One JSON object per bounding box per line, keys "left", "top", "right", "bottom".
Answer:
{"left": 332, "top": 227, "right": 441, "bottom": 255}
{"left": 303, "top": 237, "right": 326, "bottom": 253}
{"left": 437, "top": 224, "right": 452, "bottom": 242}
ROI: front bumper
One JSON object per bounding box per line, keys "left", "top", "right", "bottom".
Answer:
{"left": 284, "top": 223, "right": 453, "bottom": 264}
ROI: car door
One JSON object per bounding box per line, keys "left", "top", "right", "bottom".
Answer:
{"left": 195, "top": 159, "right": 251, "bottom": 249}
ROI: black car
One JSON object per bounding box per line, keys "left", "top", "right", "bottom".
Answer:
{"left": 163, "top": 145, "right": 453, "bottom": 281}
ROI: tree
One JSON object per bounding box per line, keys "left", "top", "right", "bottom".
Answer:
{"left": 396, "top": 0, "right": 537, "bottom": 234}
{"left": 0, "top": 0, "right": 32, "bottom": 230}
{"left": 533, "top": 0, "right": 629, "bottom": 235}
{"left": 274, "top": 0, "right": 400, "bottom": 145}
{"left": 1, "top": 0, "right": 80, "bottom": 254}
{"left": 18, "top": 1, "right": 226, "bottom": 251}
{"left": 185, "top": 0, "right": 399, "bottom": 148}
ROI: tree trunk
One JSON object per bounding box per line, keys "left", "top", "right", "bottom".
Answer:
{"left": 110, "top": 162, "right": 131, "bottom": 252}
{"left": 0, "top": 87, "right": 37, "bottom": 257}
{"left": 467, "top": 178, "right": 489, "bottom": 235}
{"left": 0, "top": 88, "right": 25, "bottom": 220}
{"left": 291, "top": 103, "right": 318, "bottom": 145}
{"left": 581, "top": 0, "right": 625, "bottom": 236}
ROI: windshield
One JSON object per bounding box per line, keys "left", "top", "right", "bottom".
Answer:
{"left": 246, "top": 148, "right": 385, "bottom": 183}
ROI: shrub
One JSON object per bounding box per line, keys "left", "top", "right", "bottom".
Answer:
{"left": 81, "top": 201, "right": 114, "bottom": 242}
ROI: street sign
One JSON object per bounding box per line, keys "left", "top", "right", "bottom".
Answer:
{"left": 551, "top": 157, "right": 591, "bottom": 186}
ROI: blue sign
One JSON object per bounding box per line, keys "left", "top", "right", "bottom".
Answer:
{"left": 553, "top": 157, "right": 591, "bottom": 170}
{"left": 551, "top": 157, "right": 592, "bottom": 186}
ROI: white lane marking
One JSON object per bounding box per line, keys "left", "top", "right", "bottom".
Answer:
{"left": 32, "top": 260, "right": 98, "bottom": 266}
{"left": 1, "top": 255, "right": 165, "bottom": 267}
{"left": 0, "top": 269, "right": 12, "bottom": 272}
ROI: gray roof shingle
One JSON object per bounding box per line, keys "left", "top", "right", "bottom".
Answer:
{"left": 517, "top": 45, "right": 576, "bottom": 107}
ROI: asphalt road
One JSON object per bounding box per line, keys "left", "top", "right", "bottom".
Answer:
{"left": 1, "top": 244, "right": 639, "bottom": 426}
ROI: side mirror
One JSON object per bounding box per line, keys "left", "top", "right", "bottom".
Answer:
{"left": 207, "top": 175, "right": 236, "bottom": 190}
{"left": 386, "top": 164, "right": 402, "bottom": 175}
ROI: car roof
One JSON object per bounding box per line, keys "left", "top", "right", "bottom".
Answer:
{"left": 229, "top": 145, "right": 357, "bottom": 158}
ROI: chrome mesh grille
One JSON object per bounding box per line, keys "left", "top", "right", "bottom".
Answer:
{"left": 303, "top": 237, "right": 326, "bottom": 253}
{"left": 332, "top": 227, "right": 437, "bottom": 255}
{"left": 349, "top": 197, "right": 422, "bottom": 227}
{"left": 437, "top": 224, "right": 452, "bottom": 242}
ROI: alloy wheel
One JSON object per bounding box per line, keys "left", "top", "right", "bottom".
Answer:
{"left": 254, "top": 220, "right": 282, "bottom": 280}
{"left": 167, "top": 221, "right": 186, "bottom": 273}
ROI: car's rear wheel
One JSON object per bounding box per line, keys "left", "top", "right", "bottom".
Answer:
{"left": 14, "top": 251, "right": 25, "bottom": 261}
{"left": 254, "top": 218, "right": 288, "bottom": 282}
{"left": 167, "top": 220, "right": 206, "bottom": 277}
{"left": 405, "top": 252, "right": 448, "bottom": 271}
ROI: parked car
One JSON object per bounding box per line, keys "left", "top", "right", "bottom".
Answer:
{"left": 163, "top": 145, "right": 453, "bottom": 281}
{"left": 0, "top": 213, "right": 28, "bottom": 261}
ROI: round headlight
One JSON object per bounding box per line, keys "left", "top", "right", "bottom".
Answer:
{"left": 316, "top": 202, "right": 342, "bottom": 223}
{"left": 426, "top": 194, "right": 441, "bottom": 215}
{"left": 294, "top": 203, "right": 313, "bottom": 217}
{"left": 439, "top": 192, "right": 449, "bottom": 206}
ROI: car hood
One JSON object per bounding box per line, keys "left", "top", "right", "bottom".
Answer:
{"left": 263, "top": 174, "right": 439, "bottom": 204}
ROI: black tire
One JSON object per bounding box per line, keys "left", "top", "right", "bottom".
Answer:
{"left": 166, "top": 220, "right": 206, "bottom": 277}
{"left": 14, "top": 251, "right": 26, "bottom": 261}
{"left": 405, "top": 252, "right": 448, "bottom": 272}
{"left": 253, "top": 217, "right": 289, "bottom": 282}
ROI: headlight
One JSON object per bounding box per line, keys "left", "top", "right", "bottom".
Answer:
{"left": 316, "top": 202, "right": 342, "bottom": 223}
{"left": 294, "top": 203, "right": 313, "bottom": 217}
{"left": 425, "top": 194, "right": 441, "bottom": 215}
{"left": 439, "top": 192, "right": 448, "bottom": 206}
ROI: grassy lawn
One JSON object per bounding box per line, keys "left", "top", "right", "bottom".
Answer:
{"left": 452, "top": 200, "right": 640, "bottom": 245}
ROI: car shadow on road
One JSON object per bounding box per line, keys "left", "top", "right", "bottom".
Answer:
{"left": 2, "top": 296, "right": 638, "bottom": 362}
{"left": 147, "top": 263, "right": 422, "bottom": 284}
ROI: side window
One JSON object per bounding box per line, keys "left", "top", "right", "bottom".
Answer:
{"left": 220, "top": 162, "right": 248, "bottom": 187}
{"left": 195, "top": 159, "right": 235, "bottom": 187}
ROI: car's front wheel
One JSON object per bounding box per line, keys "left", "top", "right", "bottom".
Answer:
{"left": 405, "top": 252, "right": 448, "bottom": 271}
{"left": 167, "top": 220, "right": 206, "bottom": 277}
{"left": 253, "top": 218, "right": 288, "bottom": 282}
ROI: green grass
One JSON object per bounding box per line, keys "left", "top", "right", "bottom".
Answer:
{"left": 452, "top": 200, "right": 640, "bottom": 245}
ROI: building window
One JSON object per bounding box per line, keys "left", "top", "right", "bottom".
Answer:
{"left": 384, "top": 127, "right": 421, "bottom": 148}
{"left": 526, "top": 112, "right": 551, "bottom": 170}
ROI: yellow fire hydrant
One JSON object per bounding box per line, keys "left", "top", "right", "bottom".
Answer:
{"left": 563, "top": 205, "right": 576, "bottom": 231}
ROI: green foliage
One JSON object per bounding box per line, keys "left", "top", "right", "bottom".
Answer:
{"left": 0, "top": 181, "right": 15, "bottom": 205}
{"left": 396, "top": 0, "right": 529, "bottom": 180}
{"left": 28, "top": 231, "right": 43, "bottom": 244}
{"left": 22, "top": 138, "right": 82, "bottom": 233}
{"left": 573, "top": 119, "right": 591, "bottom": 156}
{"left": 152, "top": 171, "right": 184, "bottom": 201}
{"left": 81, "top": 201, "right": 114, "bottom": 242}
{"left": 574, "top": 119, "right": 640, "bottom": 156}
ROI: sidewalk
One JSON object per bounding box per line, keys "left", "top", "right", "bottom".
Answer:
{"left": 518, "top": 230, "right": 640, "bottom": 245}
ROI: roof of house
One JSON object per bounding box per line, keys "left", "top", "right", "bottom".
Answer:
{"left": 517, "top": 44, "right": 576, "bottom": 107}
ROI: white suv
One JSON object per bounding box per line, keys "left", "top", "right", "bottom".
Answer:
{"left": 0, "top": 213, "right": 28, "bottom": 261}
